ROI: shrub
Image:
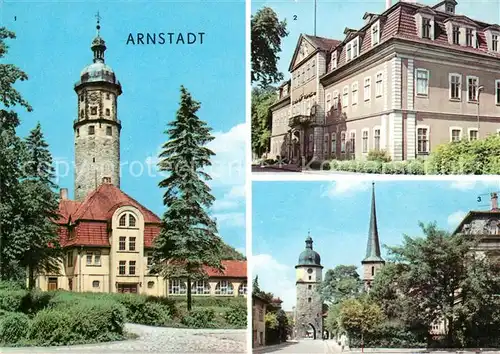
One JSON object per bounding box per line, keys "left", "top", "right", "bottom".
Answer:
{"left": 0, "top": 289, "right": 28, "bottom": 313}
{"left": 182, "top": 308, "right": 215, "bottom": 328}
{"left": 0, "top": 281, "right": 24, "bottom": 291}
{"left": 329, "top": 160, "right": 339, "bottom": 170}
{"left": 405, "top": 159, "right": 425, "bottom": 175}
{"left": 0, "top": 312, "right": 30, "bottom": 344}
{"left": 362, "top": 161, "right": 382, "bottom": 174}
{"left": 224, "top": 303, "right": 247, "bottom": 328}
{"left": 29, "top": 309, "right": 74, "bottom": 345}
{"left": 30, "top": 299, "right": 125, "bottom": 346}
{"left": 367, "top": 150, "right": 391, "bottom": 163}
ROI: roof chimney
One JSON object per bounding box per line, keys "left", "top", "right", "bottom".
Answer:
{"left": 386, "top": 0, "right": 391, "bottom": 10}
{"left": 60, "top": 188, "right": 68, "bottom": 201}
{"left": 491, "top": 192, "right": 498, "bottom": 210}
{"left": 102, "top": 177, "right": 112, "bottom": 184}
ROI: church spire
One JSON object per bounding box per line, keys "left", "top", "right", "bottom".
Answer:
{"left": 363, "top": 182, "right": 384, "bottom": 263}
{"left": 91, "top": 11, "right": 106, "bottom": 63}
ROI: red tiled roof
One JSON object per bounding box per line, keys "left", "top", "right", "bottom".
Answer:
{"left": 71, "top": 184, "right": 161, "bottom": 223}
{"left": 57, "top": 184, "right": 161, "bottom": 247}
{"left": 204, "top": 260, "right": 247, "bottom": 278}
{"left": 58, "top": 200, "right": 81, "bottom": 224}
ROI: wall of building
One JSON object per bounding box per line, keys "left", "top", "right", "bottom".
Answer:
{"left": 295, "top": 265, "right": 323, "bottom": 339}
{"left": 253, "top": 298, "right": 266, "bottom": 347}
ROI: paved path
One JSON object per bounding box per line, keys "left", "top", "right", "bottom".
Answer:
{"left": 0, "top": 323, "right": 246, "bottom": 353}
{"left": 254, "top": 339, "right": 340, "bottom": 353}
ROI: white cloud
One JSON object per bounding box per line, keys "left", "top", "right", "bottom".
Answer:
{"left": 214, "top": 212, "right": 245, "bottom": 228}
{"left": 450, "top": 180, "right": 500, "bottom": 191}
{"left": 321, "top": 180, "right": 371, "bottom": 198}
{"left": 447, "top": 210, "right": 466, "bottom": 228}
{"left": 236, "top": 247, "right": 246, "bottom": 256}
{"left": 252, "top": 254, "right": 296, "bottom": 311}
{"left": 213, "top": 185, "right": 246, "bottom": 211}
{"left": 206, "top": 123, "right": 246, "bottom": 187}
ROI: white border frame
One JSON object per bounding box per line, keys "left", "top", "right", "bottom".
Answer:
{"left": 415, "top": 68, "right": 429, "bottom": 96}
{"left": 449, "top": 73, "right": 462, "bottom": 101}
{"left": 416, "top": 124, "right": 430, "bottom": 154}
{"left": 361, "top": 128, "right": 370, "bottom": 154}
{"left": 466, "top": 75, "right": 479, "bottom": 103}
{"left": 467, "top": 127, "right": 479, "bottom": 141}
{"left": 352, "top": 81, "right": 358, "bottom": 106}
{"left": 364, "top": 76, "right": 371, "bottom": 101}
{"left": 449, "top": 126, "right": 463, "bottom": 142}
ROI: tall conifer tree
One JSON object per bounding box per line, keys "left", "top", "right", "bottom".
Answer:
{"left": 0, "top": 27, "right": 32, "bottom": 280}
{"left": 17, "top": 123, "right": 61, "bottom": 289}
{"left": 154, "top": 86, "right": 224, "bottom": 311}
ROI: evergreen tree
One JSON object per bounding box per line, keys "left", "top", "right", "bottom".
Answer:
{"left": 16, "top": 123, "right": 61, "bottom": 289}
{"left": 153, "top": 86, "right": 224, "bottom": 311}
{"left": 0, "top": 27, "right": 32, "bottom": 280}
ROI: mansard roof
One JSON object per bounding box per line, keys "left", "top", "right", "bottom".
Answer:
{"left": 319, "top": 1, "right": 500, "bottom": 82}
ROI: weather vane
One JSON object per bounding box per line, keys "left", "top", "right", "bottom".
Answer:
{"left": 95, "top": 11, "right": 102, "bottom": 35}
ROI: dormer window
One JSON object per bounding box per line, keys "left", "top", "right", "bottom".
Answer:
{"left": 330, "top": 52, "right": 337, "bottom": 70}
{"left": 493, "top": 34, "right": 498, "bottom": 51}
{"left": 466, "top": 28, "right": 473, "bottom": 46}
{"left": 422, "top": 18, "right": 432, "bottom": 39}
{"left": 346, "top": 37, "right": 360, "bottom": 62}
{"left": 371, "top": 21, "right": 380, "bottom": 46}
{"left": 446, "top": 4, "right": 455, "bottom": 14}
{"left": 452, "top": 26, "right": 460, "bottom": 45}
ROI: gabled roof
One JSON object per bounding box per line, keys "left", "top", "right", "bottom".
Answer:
{"left": 204, "top": 260, "right": 247, "bottom": 278}
{"left": 288, "top": 34, "right": 341, "bottom": 71}
{"left": 69, "top": 183, "right": 161, "bottom": 223}
{"left": 452, "top": 209, "right": 500, "bottom": 235}
{"left": 444, "top": 15, "right": 478, "bottom": 27}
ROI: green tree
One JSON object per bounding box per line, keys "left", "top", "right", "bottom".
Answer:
{"left": 0, "top": 27, "right": 32, "bottom": 280}
{"left": 324, "top": 303, "right": 342, "bottom": 338}
{"left": 385, "top": 222, "right": 500, "bottom": 346}
{"left": 252, "top": 275, "right": 261, "bottom": 295}
{"left": 251, "top": 7, "right": 288, "bottom": 87}
{"left": 251, "top": 86, "right": 276, "bottom": 157}
{"left": 153, "top": 86, "right": 225, "bottom": 311}
{"left": 319, "top": 265, "right": 363, "bottom": 305}
{"left": 339, "top": 296, "right": 385, "bottom": 344}
{"left": 265, "top": 312, "right": 278, "bottom": 329}
{"left": 16, "top": 123, "right": 61, "bottom": 289}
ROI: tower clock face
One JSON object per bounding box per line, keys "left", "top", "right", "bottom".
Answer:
{"left": 307, "top": 268, "right": 313, "bottom": 274}
{"left": 89, "top": 92, "right": 99, "bottom": 102}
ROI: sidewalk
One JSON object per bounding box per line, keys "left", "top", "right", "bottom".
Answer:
{"left": 346, "top": 348, "right": 500, "bottom": 353}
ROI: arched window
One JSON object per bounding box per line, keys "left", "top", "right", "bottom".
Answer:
{"left": 129, "top": 214, "right": 136, "bottom": 227}
{"left": 119, "top": 214, "right": 126, "bottom": 227}
{"left": 215, "top": 281, "right": 234, "bottom": 295}
{"left": 238, "top": 281, "right": 247, "bottom": 296}
{"left": 168, "top": 279, "right": 187, "bottom": 295}
{"left": 191, "top": 280, "right": 210, "bottom": 295}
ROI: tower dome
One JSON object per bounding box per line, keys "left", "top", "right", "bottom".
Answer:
{"left": 76, "top": 14, "right": 121, "bottom": 90}
{"left": 297, "top": 235, "right": 321, "bottom": 266}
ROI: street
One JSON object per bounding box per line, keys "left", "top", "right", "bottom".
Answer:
{"left": 254, "top": 339, "right": 340, "bottom": 353}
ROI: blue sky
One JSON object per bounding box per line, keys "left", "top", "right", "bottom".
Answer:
{"left": 251, "top": 0, "right": 500, "bottom": 80}
{"left": 252, "top": 180, "right": 500, "bottom": 310}
{"left": 2, "top": 1, "right": 246, "bottom": 252}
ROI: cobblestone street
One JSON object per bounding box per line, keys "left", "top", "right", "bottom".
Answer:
{"left": 0, "top": 324, "right": 246, "bottom": 353}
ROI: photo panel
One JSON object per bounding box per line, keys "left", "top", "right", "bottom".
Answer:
{"left": 1, "top": 1, "right": 247, "bottom": 352}
{"left": 252, "top": 178, "right": 500, "bottom": 352}
{"left": 251, "top": 0, "right": 500, "bottom": 176}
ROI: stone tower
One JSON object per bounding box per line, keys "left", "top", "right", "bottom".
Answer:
{"left": 361, "top": 183, "right": 385, "bottom": 291}
{"left": 295, "top": 234, "right": 323, "bottom": 340}
{"left": 74, "top": 16, "right": 122, "bottom": 201}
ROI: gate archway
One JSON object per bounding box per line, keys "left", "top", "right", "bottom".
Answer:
{"left": 307, "top": 323, "right": 316, "bottom": 339}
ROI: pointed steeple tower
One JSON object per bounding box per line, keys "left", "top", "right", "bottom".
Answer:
{"left": 361, "top": 182, "right": 385, "bottom": 290}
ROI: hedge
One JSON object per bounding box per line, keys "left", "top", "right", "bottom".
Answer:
{"left": 347, "top": 322, "right": 426, "bottom": 348}
{"left": 30, "top": 299, "right": 125, "bottom": 346}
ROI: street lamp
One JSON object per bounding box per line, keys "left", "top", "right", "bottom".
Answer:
{"left": 477, "top": 85, "right": 484, "bottom": 137}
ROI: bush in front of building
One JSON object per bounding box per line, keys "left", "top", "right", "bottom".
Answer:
{"left": 427, "top": 134, "right": 500, "bottom": 175}
{"left": 181, "top": 308, "right": 216, "bottom": 328}
{"left": 224, "top": 302, "right": 247, "bottom": 328}
{"left": 367, "top": 150, "right": 392, "bottom": 163}
{"left": 347, "top": 322, "right": 426, "bottom": 349}
{"left": 0, "top": 312, "right": 30, "bottom": 345}
{"left": 0, "top": 289, "right": 29, "bottom": 313}
{"left": 327, "top": 159, "right": 426, "bottom": 175}
{"left": 29, "top": 299, "right": 126, "bottom": 346}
